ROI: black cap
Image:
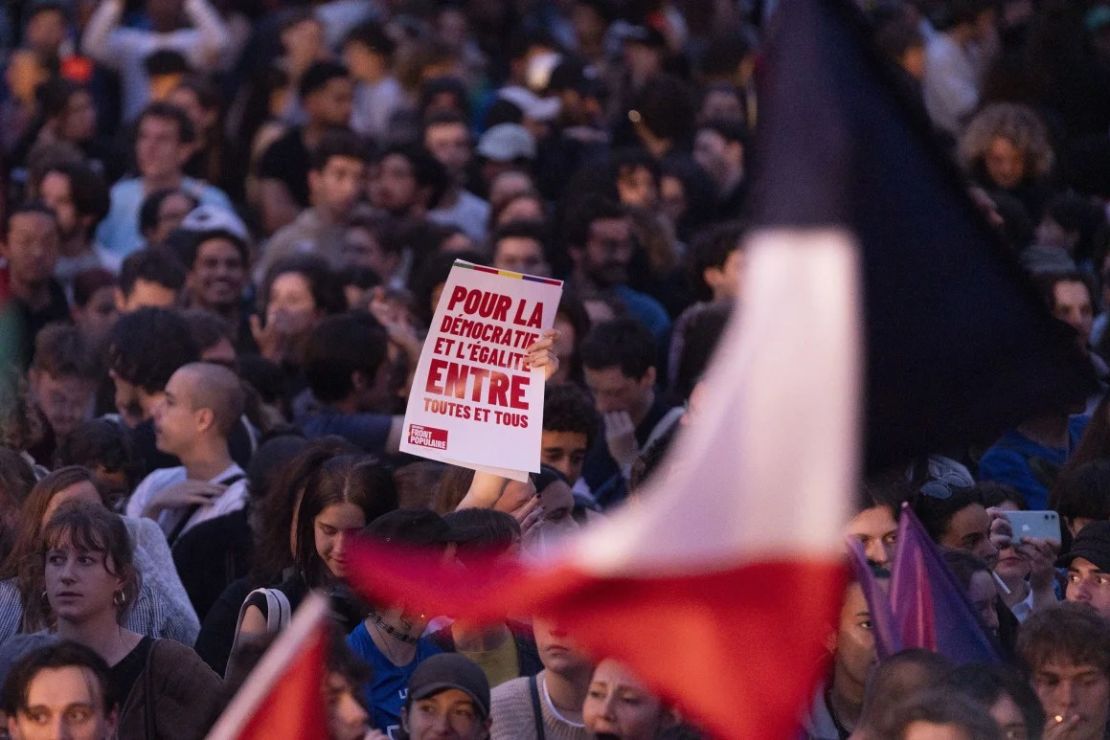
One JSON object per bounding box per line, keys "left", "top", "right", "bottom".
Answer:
{"left": 1059, "top": 521, "right": 1110, "bottom": 571}
{"left": 408, "top": 654, "right": 491, "bottom": 719}
{"left": 363, "top": 509, "right": 453, "bottom": 548}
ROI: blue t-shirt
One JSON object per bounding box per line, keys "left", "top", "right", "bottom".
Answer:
{"left": 978, "top": 415, "right": 1090, "bottom": 510}
{"left": 347, "top": 622, "right": 443, "bottom": 738}
{"left": 298, "top": 409, "right": 393, "bottom": 454}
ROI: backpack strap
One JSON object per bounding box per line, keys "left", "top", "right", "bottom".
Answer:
{"left": 144, "top": 639, "right": 159, "bottom": 740}
{"left": 266, "top": 588, "right": 292, "bottom": 632}
{"left": 528, "top": 674, "right": 546, "bottom": 740}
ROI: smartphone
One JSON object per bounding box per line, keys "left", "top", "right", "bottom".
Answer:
{"left": 1002, "top": 510, "right": 1061, "bottom": 543}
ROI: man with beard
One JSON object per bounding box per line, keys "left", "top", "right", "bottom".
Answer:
{"left": 564, "top": 198, "right": 670, "bottom": 342}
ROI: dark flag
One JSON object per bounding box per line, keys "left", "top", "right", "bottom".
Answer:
{"left": 749, "top": 0, "right": 1095, "bottom": 473}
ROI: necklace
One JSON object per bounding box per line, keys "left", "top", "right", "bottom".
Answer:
{"left": 373, "top": 614, "right": 419, "bottom": 645}
{"left": 540, "top": 675, "right": 586, "bottom": 728}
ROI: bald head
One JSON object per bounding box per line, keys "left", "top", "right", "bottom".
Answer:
{"left": 172, "top": 362, "right": 245, "bottom": 437}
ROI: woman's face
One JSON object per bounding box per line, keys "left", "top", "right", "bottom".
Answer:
{"left": 985, "top": 136, "right": 1026, "bottom": 190}
{"left": 42, "top": 481, "right": 101, "bottom": 527}
{"left": 583, "top": 658, "right": 671, "bottom": 740}
{"left": 313, "top": 502, "right": 366, "bottom": 580}
{"left": 268, "top": 272, "right": 321, "bottom": 336}
{"left": 45, "top": 534, "right": 123, "bottom": 625}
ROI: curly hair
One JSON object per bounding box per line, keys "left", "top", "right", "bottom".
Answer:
{"left": 958, "top": 103, "right": 1055, "bottom": 181}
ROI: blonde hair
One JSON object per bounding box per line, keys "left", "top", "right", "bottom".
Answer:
{"left": 958, "top": 103, "right": 1055, "bottom": 180}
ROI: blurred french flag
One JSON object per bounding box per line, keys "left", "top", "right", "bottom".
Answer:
{"left": 340, "top": 0, "right": 1090, "bottom": 737}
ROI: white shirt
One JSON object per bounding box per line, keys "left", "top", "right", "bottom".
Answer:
{"left": 428, "top": 190, "right": 491, "bottom": 243}
{"left": 125, "top": 463, "right": 247, "bottom": 540}
{"left": 923, "top": 32, "right": 989, "bottom": 136}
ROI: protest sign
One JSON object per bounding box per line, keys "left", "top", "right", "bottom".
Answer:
{"left": 401, "top": 260, "right": 563, "bottom": 480}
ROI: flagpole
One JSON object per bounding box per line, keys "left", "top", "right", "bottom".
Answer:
{"left": 206, "top": 592, "right": 330, "bottom": 740}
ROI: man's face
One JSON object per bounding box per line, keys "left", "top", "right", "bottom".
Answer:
{"left": 306, "top": 77, "right": 354, "bottom": 128}
{"left": 151, "top": 368, "right": 201, "bottom": 455}
{"left": 310, "top": 156, "right": 365, "bottom": 215}
{"left": 371, "top": 154, "right": 420, "bottom": 215}
{"left": 3, "top": 211, "right": 59, "bottom": 285}
{"left": 8, "top": 666, "right": 115, "bottom": 740}
{"left": 39, "top": 172, "right": 82, "bottom": 242}
{"left": 493, "top": 237, "right": 549, "bottom": 276}
{"left": 189, "top": 237, "right": 245, "bottom": 310}
{"left": 844, "top": 505, "right": 898, "bottom": 570}
{"left": 116, "top": 280, "right": 179, "bottom": 313}
{"left": 1066, "top": 557, "right": 1110, "bottom": 619}
{"left": 29, "top": 371, "right": 96, "bottom": 441}
{"left": 1032, "top": 661, "right": 1110, "bottom": 740}
{"left": 424, "top": 122, "right": 471, "bottom": 182}
{"left": 541, "top": 430, "right": 589, "bottom": 483}
{"left": 1053, "top": 281, "right": 1093, "bottom": 347}
{"left": 135, "top": 115, "right": 186, "bottom": 182}
{"left": 584, "top": 365, "right": 652, "bottom": 416}
{"left": 403, "top": 689, "right": 489, "bottom": 740}
{"left": 577, "top": 217, "right": 632, "bottom": 287}
{"left": 833, "top": 582, "right": 876, "bottom": 694}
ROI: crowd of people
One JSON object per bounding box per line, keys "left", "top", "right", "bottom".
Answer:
{"left": 0, "top": 0, "right": 1108, "bottom": 738}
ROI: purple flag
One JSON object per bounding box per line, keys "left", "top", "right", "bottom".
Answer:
{"left": 889, "top": 505, "right": 1002, "bottom": 664}
{"left": 847, "top": 538, "right": 901, "bottom": 660}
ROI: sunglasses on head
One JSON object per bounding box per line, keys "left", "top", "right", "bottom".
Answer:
{"left": 919, "top": 480, "right": 954, "bottom": 500}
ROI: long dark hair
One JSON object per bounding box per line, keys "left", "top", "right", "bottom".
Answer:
{"left": 293, "top": 454, "right": 397, "bottom": 588}
{"left": 250, "top": 437, "right": 358, "bottom": 583}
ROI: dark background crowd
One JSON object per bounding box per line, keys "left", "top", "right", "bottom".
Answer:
{"left": 0, "top": 0, "right": 1108, "bottom": 738}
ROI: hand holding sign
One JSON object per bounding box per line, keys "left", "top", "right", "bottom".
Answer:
{"left": 523, "top": 329, "right": 560, "bottom": 381}
{"left": 400, "top": 261, "right": 564, "bottom": 480}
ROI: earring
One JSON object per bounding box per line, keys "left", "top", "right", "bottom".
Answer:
{"left": 112, "top": 590, "right": 126, "bottom": 607}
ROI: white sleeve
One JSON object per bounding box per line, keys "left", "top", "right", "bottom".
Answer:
{"left": 924, "top": 47, "right": 979, "bottom": 131}
{"left": 182, "top": 0, "right": 232, "bottom": 69}
{"left": 125, "top": 471, "right": 159, "bottom": 519}
{"left": 81, "top": 0, "right": 126, "bottom": 67}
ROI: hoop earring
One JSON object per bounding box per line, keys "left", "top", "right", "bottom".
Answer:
{"left": 113, "top": 590, "right": 126, "bottom": 607}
